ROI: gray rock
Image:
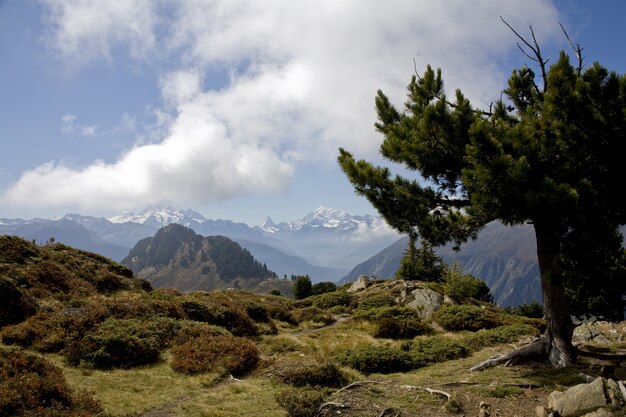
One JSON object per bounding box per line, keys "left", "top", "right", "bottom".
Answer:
{"left": 581, "top": 408, "right": 615, "bottom": 417}
{"left": 548, "top": 377, "right": 607, "bottom": 417}
{"left": 347, "top": 275, "right": 370, "bottom": 293}
{"left": 404, "top": 287, "right": 444, "bottom": 320}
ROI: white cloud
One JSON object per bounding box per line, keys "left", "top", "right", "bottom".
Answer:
{"left": 8, "top": 0, "right": 562, "bottom": 212}
{"left": 60, "top": 113, "right": 98, "bottom": 136}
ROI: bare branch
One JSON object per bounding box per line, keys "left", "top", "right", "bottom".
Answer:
{"left": 412, "top": 58, "right": 422, "bottom": 81}
{"left": 501, "top": 16, "right": 548, "bottom": 95}
{"left": 559, "top": 22, "right": 583, "bottom": 74}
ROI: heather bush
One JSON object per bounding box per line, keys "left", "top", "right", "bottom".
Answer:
{"left": 291, "top": 307, "right": 335, "bottom": 325}
{"left": 311, "top": 291, "right": 353, "bottom": 309}
{"left": 357, "top": 293, "right": 397, "bottom": 310}
{"left": 337, "top": 345, "right": 415, "bottom": 374}
{"left": 170, "top": 334, "right": 259, "bottom": 376}
{"left": 173, "top": 321, "right": 231, "bottom": 345}
{"left": 0, "top": 275, "right": 38, "bottom": 327}
{"left": 180, "top": 298, "right": 257, "bottom": 336}
{"left": 65, "top": 317, "right": 179, "bottom": 369}
{"left": 373, "top": 316, "right": 430, "bottom": 339}
{"left": 433, "top": 304, "right": 503, "bottom": 331}
{"left": 275, "top": 387, "right": 328, "bottom": 417}
{"left": 352, "top": 305, "right": 420, "bottom": 322}
{"left": 107, "top": 297, "right": 185, "bottom": 320}
{"left": 0, "top": 235, "right": 39, "bottom": 264}
{"left": 262, "top": 336, "right": 302, "bottom": 355}
{"left": 464, "top": 324, "right": 540, "bottom": 351}
{"left": 0, "top": 347, "right": 102, "bottom": 416}
{"left": 402, "top": 336, "right": 469, "bottom": 366}
{"left": 243, "top": 301, "right": 270, "bottom": 322}
{"left": 275, "top": 361, "right": 349, "bottom": 388}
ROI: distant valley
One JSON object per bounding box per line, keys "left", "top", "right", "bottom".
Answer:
{"left": 1, "top": 206, "right": 550, "bottom": 306}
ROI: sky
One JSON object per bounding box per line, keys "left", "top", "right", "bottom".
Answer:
{"left": 1, "top": 0, "right": 625, "bottom": 226}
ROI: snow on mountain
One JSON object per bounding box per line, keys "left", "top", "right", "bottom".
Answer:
{"left": 107, "top": 206, "right": 208, "bottom": 228}
{"left": 258, "top": 205, "right": 394, "bottom": 237}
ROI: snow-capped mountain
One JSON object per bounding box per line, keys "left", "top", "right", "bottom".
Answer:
{"left": 0, "top": 205, "right": 400, "bottom": 281}
{"left": 259, "top": 205, "right": 392, "bottom": 234}
{"left": 107, "top": 207, "right": 208, "bottom": 228}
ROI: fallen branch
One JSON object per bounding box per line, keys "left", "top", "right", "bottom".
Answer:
{"left": 334, "top": 380, "right": 387, "bottom": 395}
{"left": 228, "top": 374, "right": 242, "bottom": 382}
{"left": 317, "top": 401, "right": 347, "bottom": 414}
{"left": 400, "top": 385, "right": 451, "bottom": 400}
{"left": 618, "top": 381, "right": 626, "bottom": 402}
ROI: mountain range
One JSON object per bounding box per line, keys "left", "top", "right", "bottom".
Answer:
{"left": 1, "top": 206, "right": 550, "bottom": 306}
{"left": 121, "top": 223, "right": 290, "bottom": 294}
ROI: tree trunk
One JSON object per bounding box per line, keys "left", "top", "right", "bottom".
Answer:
{"left": 471, "top": 221, "right": 577, "bottom": 371}
{"left": 534, "top": 221, "right": 577, "bottom": 368}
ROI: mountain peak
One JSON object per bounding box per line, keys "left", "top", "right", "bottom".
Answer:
{"left": 107, "top": 206, "right": 207, "bottom": 227}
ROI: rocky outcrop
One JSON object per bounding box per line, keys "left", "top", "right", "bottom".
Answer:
{"left": 537, "top": 377, "right": 626, "bottom": 417}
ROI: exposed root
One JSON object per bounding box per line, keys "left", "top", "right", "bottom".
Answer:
{"left": 317, "top": 401, "right": 347, "bottom": 415}
{"left": 470, "top": 338, "right": 546, "bottom": 371}
{"left": 334, "top": 380, "right": 388, "bottom": 395}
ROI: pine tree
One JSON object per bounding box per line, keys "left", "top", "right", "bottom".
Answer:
{"left": 338, "top": 26, "right": 626, "bottom": 368}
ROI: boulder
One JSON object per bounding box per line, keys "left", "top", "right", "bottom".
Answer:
{"left": 403, "top": 287, "right": 445, "bottom": 320}
{"left": 548, "top": 377, "right": 607, "bottom": 417}
{"left": 347, "top": 275, "right": 371, "bottom": 293}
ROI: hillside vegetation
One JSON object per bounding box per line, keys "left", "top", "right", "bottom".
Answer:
{"left": 0, "top": 236, "right": 623, "bottom": 416}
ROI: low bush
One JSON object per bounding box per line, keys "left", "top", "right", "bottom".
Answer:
{"left": 173, "top": 321, "right": 231, "bottom": 345}
{"left": 464, "top": 324, "right": 540, "bottom": 351}
{"left": 180, "top": 298, "right": 257, "bottom": 336}
{"left": 0, "top": 347, "right": 102, "bottom": 416}
{"left": 402, "top": 336, "right": 469, "bottom": 365}
{"left": 433, "top": 305, "right": 503, "bottom": 331}
{"left": 170, "top": 334, "right": 259, "bottom": 376}
{"left": 337, "top": 345, "right": 415, "bottom": 374}
{"left": 275, "top": 360, "right": 349, "bottom": 388}
{"left": 0, "top": 275, "right": 38, "bottom": 327}
{"left": 373, "top": 316, "right": 430, "bottom": 339}
{"left": 291, "top": 307, "right": 335, "bottom": 325}
{"left": 262, "top": 336, "right": 302, "bottom": 355}
{"left": 275, "top": 387, "right": 329, "bottom": 417}
{"left": 504, "top": 302, "right": 544, "bottom": 319}
{"left": 357, "top": 293, "right": 397, "bottom": 310}
{"left": 64, "top": 317, "right": 180, "bottom": 369}
{"left": 107, "top": 298, "right": 185, "bottom": 320}
{"left": 311, "top": 291, "right": 353, "bottom": 309}
{"left": 353, "top": 305, "right": 420, "bottom": 322}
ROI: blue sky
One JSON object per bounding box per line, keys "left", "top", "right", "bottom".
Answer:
{"left": 1, "top": 0, "right": 625, "bottom": 225}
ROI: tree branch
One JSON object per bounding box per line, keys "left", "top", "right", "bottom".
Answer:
{"left": 559, "top": 22, "right": 583, "bottom": 74}
{"left": 501, "top": 16, "right": 548, "bottom": 95}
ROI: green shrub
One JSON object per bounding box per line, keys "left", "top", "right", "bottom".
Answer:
{"left": 0, "top": 275, "right": 38, "bottom": 327}
{"left": 0, "top": 347, "right": 102, "bottom": 416}
{"left": 433, "top": 305, "right": 503, "bottom": 331}
{"left": 353, "top": 305, "right": 420, "bottom": 322}
{"left": 443, "top": 267, "right": 493, "bottom": 303}
{"left": 276, "top": 361, "right": 349, "bottom": 388}
{"left": 505, "top": 302, "right": 544, "bottom": 319}
{"left": 291, "top": 307, "right": 335, "bottom": 325}
{"left": 170, "top": 335, "right": 259, "bottom": 376}
{"left": 180, "top": 299, "right": 257, "bottom": 336}
{"left": 262, "top": 336, "right": 302, "bottom": 355}
{"left": 464, "top": 324, "right": 540, "bottom": 351}
{"left": 269, "top": 289, "right": 282, "bottom": 296}
{"left": 357, "top": 294, "right": 397, "bottom": 309}
{"left": 275, "top": 387, "right": 328, "bottom": 417}
{"left": 244, "top": 301, "right": 270, "bottom": 322}
{"left": 311, "top": 291, "right": 353, "bottom": 309}
{"left": 311, "top": 281, "right": 337, "bottom": 295}
{"left": 173, "top": 321, "right": 231, "bottom": 345}
{"left": 402, "top": 336, "right": 469, "bottom": 365}
{"left": 373, "top": 317, "right": 430, "bottom": 339}
{"left": 64, "top": 317, "right": 180, "bottom": 369}
{"left": 107, "top": 298, "right": 185, "bottom": 320}
{"left": 337, "top": 345, "right": 415, "bottom": 374}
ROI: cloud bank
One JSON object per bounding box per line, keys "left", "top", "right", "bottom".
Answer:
{"left": 4, "top": 0, "right": 561, "bottom": 213}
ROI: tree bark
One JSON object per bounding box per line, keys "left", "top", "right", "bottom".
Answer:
{"left": 471, "top": 221, "right": 577, "bottom": 371}
{"left": 534, "top": 221, "right": 577, "bottom": 368}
